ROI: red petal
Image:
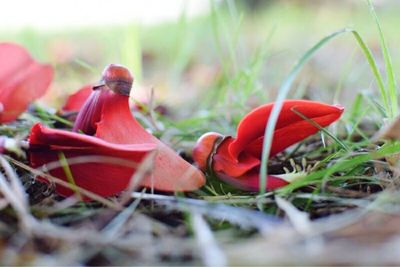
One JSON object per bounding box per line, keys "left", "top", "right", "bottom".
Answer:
{"left": 244, "top": 109, "right": 344, "bottom": 158}
{"left": 62, "top": 84, "right": 93, "bottom": 113}
{"left": 29, "top": 123, "right": 156, "bottom": 197}
{"left": 192, "top": 132, "right": 224, "bottom": 171}
{"left": 72, "top": 89, "right": 111, "bottom": 135}
{"left": 228, "top": 100, "right": 344, "bottom": 158}
{"left": 95, "top": 93, "right": 206, "bottom": 191}
{"left": 0, "top": 43, "right": 53, "bottom": 123}
{"left": 216, "top": 169, "right": 289, "bottom": 191}
{"left": 213, "top": 137, "right": 260, "bottom": 177}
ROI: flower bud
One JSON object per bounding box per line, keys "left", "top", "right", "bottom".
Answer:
{"left": 97, "top": 64, "right": 133, "bottom": 96}
{"left": 192, "top": 132, "right": 224, "bottom": 171}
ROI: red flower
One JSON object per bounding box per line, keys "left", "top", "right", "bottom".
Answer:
{"left": 29, "top": 64, "right": 205, "bottom": 198}
{"left": 193, "top": 100, "right": 344, "bottom": 191}
{"left": 0, "top": 43, "right": 53, "bottom": 123}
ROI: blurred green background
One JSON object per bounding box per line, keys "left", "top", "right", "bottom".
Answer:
{"left": 1, "top": 0, "right": 400, "bottom": 122}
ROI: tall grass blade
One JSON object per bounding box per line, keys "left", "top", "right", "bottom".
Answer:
{"left": 120, "top": 24, "right": 142, "bottom": 82}
{"left": 367, "top": 0, "right": 397, "bottom": 118}
{"left": 349, "top": 29, "right": 388, "bottom": 116}
{"left": 259, "top": 29, "right": 349, "bottom": 194}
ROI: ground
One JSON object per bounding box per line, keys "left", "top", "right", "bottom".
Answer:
{"left": 1, "top": 0, "right": 400, "bottom": 265}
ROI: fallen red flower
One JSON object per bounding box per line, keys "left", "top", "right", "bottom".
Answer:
{"left": 0, "top": 43, "right": 53, "bottom": 123}
{"left": 29, "top": 64, "right": 205, "bottom": 198}
{"left": 193, "top": 100, "right": 344, "bottom": 191}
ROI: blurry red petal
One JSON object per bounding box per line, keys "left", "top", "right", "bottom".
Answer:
{"left": 62, "top": 84, "right": 93, "bottom": 113}
{"left": 95, "top": 93, "right": 206, "bottom": 191}
{"left": 29, "top": 123, "right": 156, "bottom": 197}
{"left": 217, "top": 169, "right": 288, "bottom": 191}
{"left": 228, "top": 100, "right": 344, "bottom": 158}
{"left": 213, "top": 137, "right": 260, "bottom": 177}
{"left": 0, "top": 43, "right": 53, "bottom": 123}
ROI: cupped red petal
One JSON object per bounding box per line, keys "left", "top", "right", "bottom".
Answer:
{"left": 228, "top": 100, "right": 344, "bottom": 158}
{"left": 29, "top": 123, "right": 156, "bottom": 197}
{"left": 212, "top": 137, "right": 260, "bottom": 177}
{"left": 61, "top": 84, "right": 93, "bottom": 113}
{"left": 0, "top": 43, "right": 53, "bottom": 123}
{"left": 95, "top": 93, "right": 206, "bottom": 192}
{"left": 216, "top": 169, "right": 289, "bottom": 191}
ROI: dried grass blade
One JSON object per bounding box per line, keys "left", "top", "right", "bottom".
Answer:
{"left": 192, "top": 212, "right": 227, "bottom": 267}
{"left": 131, "top": 192, "right": 282, "bottom": 235}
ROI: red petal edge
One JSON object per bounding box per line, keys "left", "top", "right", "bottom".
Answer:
{"left": 29, "top": 123, "right": 156, "bottom": 198}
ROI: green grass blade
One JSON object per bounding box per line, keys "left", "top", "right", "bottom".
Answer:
{"left": 120, "top": 24, "right": 142, "bottom": 82}
{"left": 367, "top": 0, "right": 397, "bottom": 118}
{"left": 277, "top": 141, "right": 400, "bottom": 195}
{"left": 210, "top": 0, "right": 238, "bottom": 74}
{"left": 259, "top": 28, "right": 349, "bottom": 194}
{"left": 349, "top": 29, "right": 389, "bottom": 117}
{"left": 58, "top": 152, "right": 82, "bottom": 200}
{"left": 290, "top": 107, "right": 350, "bottom": 152}
{"left": 74, "top": 59, "right": 97, "bottom": 74}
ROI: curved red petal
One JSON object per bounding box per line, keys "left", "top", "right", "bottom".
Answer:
{"left": 95, "top": 93, "right": 206, "bottom": 191}
{"left": 244, "top": 110, "right": 344, "bottom": 158}
{"left": 0, "top": 43, "right": 53, "bottom": 123}
{"left": 72, "top": 89, "right": 112, "bottom": 135}
{"left": 216, "top": 169, "right": 289, "bottom": 191}
{"left": 213, "top": 137, "right": 260, "bottom": 177}
{"left": 29, "top": 123, "right": 156, "bottom": 198}
{"left": 228, "top": 100, "right": 344, "bottom": 158}
{"left": 62, "top": 84, "right": 93, "bottom": 113}
{"left": 192, "top": 132, "right": 224, "bottom": 171}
